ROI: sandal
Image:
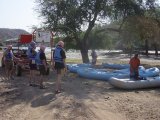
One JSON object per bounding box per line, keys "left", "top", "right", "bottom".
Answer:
{"left": 55, "top": 90, "right": 61, "bottom": 94}
{"left": 32, "top": 84, "right": 38, "bottom": 87}
{"left": 39, "top": 86, "right": 46, "bottom": 89}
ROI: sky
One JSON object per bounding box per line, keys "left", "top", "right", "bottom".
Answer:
{"left": 0, "top": 0, "right": 41, "bottom": 33}
{"left": 0, "top": 0, "right": 160, "bottom": 33}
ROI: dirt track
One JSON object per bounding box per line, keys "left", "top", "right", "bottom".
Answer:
{"left": 0, "top": 66, "right": 160, "bottom": 120}
{"left": 1, "top": 52, "right": 160, "bottom": 120}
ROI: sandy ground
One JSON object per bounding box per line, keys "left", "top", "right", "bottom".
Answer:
{"left": 1, "top": 52, "right": 160, "bottom": 120}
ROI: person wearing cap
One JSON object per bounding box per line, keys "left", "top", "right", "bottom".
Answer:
{"left": 129, "top": 53, "right": 140, "bottom": 80}
{"left": 52, "top": 40, "right": 66, "bottom": 94}
{"left": 27, "top": 41, "right": 37, "bottom": 86}
{"left": 3, "top": 45, "right": 18, "bottom": 80}
{"left": 36, "top": 45, "right": 47, "bottom": 89}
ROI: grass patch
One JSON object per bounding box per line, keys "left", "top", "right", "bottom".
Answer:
{"left": 66, "top": 58, "right": 82, "bottom": 64}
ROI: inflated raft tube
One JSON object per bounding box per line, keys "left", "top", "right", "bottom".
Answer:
{"left": 113, "top": 66, "right": 145, "bottom": 74}
{"left": 78, "top": 63, "right": 92, "bottom": 67}
{"left": 109, "top": 77, "right": 160, "bottom": 89}
{"left": 67, "top": 63, "right": 92, "bottom": 73}
{"left": 77, "top": 68, "right": 129, "bottom": 81}
{"left": 139, "top": 67, "right": 160, "bottom": 78}
{"left": 102, "top": 63, "right": 130, "bottom": 69}
{"left": 67, "top": 64, "right": 80, "bottom": 73}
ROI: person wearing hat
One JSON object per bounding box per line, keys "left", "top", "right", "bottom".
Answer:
{"left": 129, "top": 53, "right": 140, "bottom": 80}
{"left": 36, "top": 45, "right": 47, "bottom": 89}
{"left": 52, "top": 40, "right": 66, "bottom": 94}
{"left": 3, "top": 45, "right": 18, "bottom": 80}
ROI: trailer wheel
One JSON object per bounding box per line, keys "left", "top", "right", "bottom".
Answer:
{"left": 1, "top": 57, "right": 5, "bottom": 68}
{"left": 16, "top": 65, "right": 22, "bottom": 76}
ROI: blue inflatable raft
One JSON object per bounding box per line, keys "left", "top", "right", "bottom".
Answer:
{"left": 67, "top": 63, "right": 92, "bottom": 73}
{"left": 102, "top": 63, "right": 130, "bottom": 69}
{"left": 109, "top": 76, "right": 160, "bottom": 89}
{"left": 77, "top": 68, "right": 129, "bottom": 81}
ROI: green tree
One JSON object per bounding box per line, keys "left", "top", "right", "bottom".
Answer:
{"left": 110, "top": 0, "right": 160, "bottom": 56}
{"left": 36, "top": 0, "right": 159, "bottom": 62}
{"left": 88, "top": 25, "right": 115, "bottom": 50}
{"left": 36, "top": 0, "right": 112, "bottom": 63}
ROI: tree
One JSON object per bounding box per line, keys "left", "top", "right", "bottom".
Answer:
{"left": 109, "top": 0, "right": 160, "bottom": 56}
{"left": 36, "top": 0, "right": 113, "bottom": 63}
{"left": 36, "top": 0, "right": 159, "bottom": 62}
{"left": 87, "top": 25, "right": 116, "bottom": 50}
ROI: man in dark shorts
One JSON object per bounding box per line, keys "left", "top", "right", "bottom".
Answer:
{"left": 27, "top": 41, "right": 37, "bottom": 86}
{"left": 36, "top": 45, "right": 47, "bottom": 89}
{"left": 52, "top": 40, "right": 66, "bottom": 94}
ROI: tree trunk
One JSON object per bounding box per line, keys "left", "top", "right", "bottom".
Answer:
{"left": 80, "top": 47, "right": 89, "bottom": 63}
{"left": 145, "top": 39, "right": 149, "bottom": 56}
{"left": 75, "top": 37, "right": 90, "bottom": 63}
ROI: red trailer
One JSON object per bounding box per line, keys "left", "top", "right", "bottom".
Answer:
{"left": 14, "top": 34, "right": 33, "bottom": 76}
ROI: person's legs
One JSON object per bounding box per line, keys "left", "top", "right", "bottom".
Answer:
{"left": 92, "top": 58, "right": 96, "bottom": 65}
{"left": 131, "top": 70, "right": 139, "bottom": 80}
{"left": 33, "top": 70, "right": 37, "bottom": 85}
{"left": 10, "top": 65, "right": 15, "bottom": 80}
{"left": 39, "top": 75, "right": 46, "bottom": 89}
{"left": 39, "top": 75, "right": 43, "bottom": 88}
{"left": 39, "top": 65, "right": 46, "bottom": 89}
{"left": 5, "top": 62, "right": 12, "bottom": 80}
{"left": 55, "top": 69, "right": 62, "bottom": 93}
{"left": 130, "top": 71, "right": 135, "bottom": 79}
{"left": 29, "top": 70, "right": 36, "bottom": 86}
{"left": 29, "top": 70, "right": 33, "bottom": 85}
{"left": 6, "top": 69, "right": 10, "bottom": 80}
{"left": 134, "top": 71, "right": 139, "bottom": 80}
{"left": 4, "top": 61, "right": 8, "bottom": 80}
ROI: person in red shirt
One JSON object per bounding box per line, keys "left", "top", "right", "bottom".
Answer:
{"left": 129, "top": 53, "right": 140, "bottom": 80}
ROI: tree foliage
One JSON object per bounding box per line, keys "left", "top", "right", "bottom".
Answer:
{"left": 36, "top": 0, "right": 160, "bottom": 62}
{"left": 36, "top": 0, "right": 114, "bottom": 62}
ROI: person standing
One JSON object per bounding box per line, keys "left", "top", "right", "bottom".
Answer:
{"left": 52, "top": 40, "right": 66, "bottom": 94}
{"left": 3, "top": 45, "right": 18, "bottom": 80}
{"left": 91, "top": 50, "right": 97, "bottom": 65}
{"left": 36, "top": 45, "right": 47, "bottom": 89}
{"left": 129, "top": 53, "right": 140, "bottom": 80}
{"left": 27, "top": 41, "right": 37, "bottom": 86}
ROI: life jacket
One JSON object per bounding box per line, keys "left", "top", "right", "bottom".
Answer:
{"left": 4, "top": 50, "right": 13, "bottom": 61}
{"left": 53, "top": 46, "right": 63, "bottom": 63}
{"left": 35, "top": 51, "right": 43, "bottom": 65}
{"left": 30, "top": 50, "right": 37, "bottom": 64}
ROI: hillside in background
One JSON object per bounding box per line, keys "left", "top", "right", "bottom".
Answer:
{"left": 0, "top": 28, "right": 29, "bottom": 42}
